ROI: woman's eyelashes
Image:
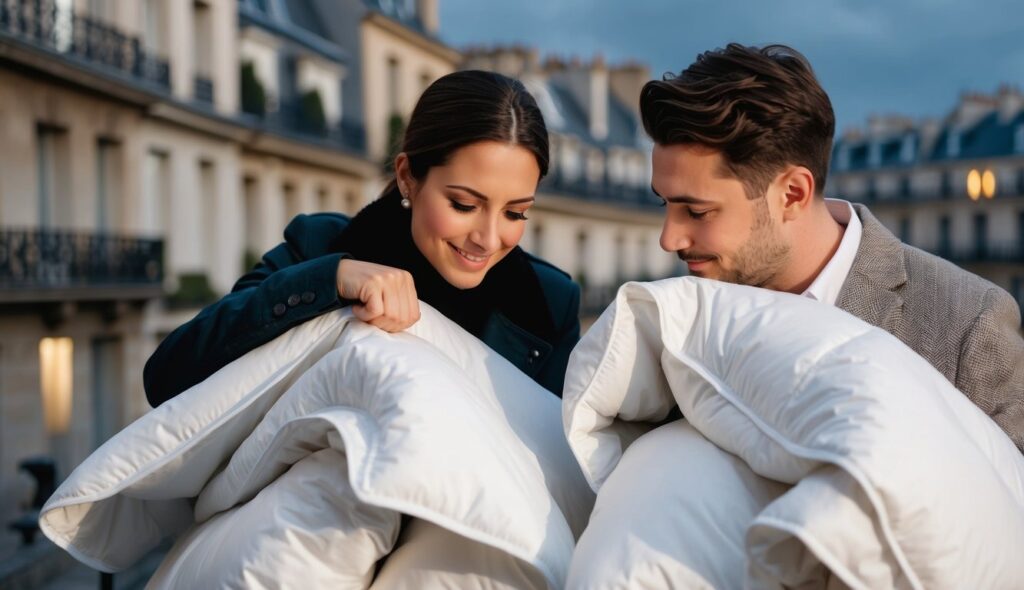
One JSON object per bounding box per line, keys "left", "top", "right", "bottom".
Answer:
{"left": 449, "top": 199, "right": 475, "bottom": 213}
{"left": 447, "top": 199, "right": 529, "bottom": 221}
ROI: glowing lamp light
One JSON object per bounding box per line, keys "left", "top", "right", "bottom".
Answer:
{"left": 981, "top": 169, "right": 996, "bottom": 199}
{"left": 966, "top": 169, "right": 982, "bottom": 201}
{"left": 39, "top": 337, "right": 73, "bottom": 434}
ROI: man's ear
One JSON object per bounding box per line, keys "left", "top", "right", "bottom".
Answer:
{"left": 777, "top": 166, "right": 816, "bottom": 222}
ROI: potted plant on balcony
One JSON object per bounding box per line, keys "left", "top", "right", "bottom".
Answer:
{"left": 299, "top": 89, "right": 328, "bottom": 136}
{"left": 240, "top": 62, "right": 266, "bottom": 117}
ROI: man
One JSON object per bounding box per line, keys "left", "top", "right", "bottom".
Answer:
{"left": 641, "top": 43, "right": 1024, "bottom": 451}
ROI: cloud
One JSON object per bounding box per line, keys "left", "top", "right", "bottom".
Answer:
{"left": 440, "top": 0, "right": 1024, "bottom": 131}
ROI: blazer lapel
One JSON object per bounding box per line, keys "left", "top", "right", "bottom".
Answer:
{"left": 836, "top": 204, "right": 907, "bottom": 334}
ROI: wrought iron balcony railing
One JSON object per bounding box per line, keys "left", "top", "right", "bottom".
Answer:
{"left": 0, "top": 228, "right": 164, "bottom": 301}
{"left": 0, "top": 0, "right": 171, "bottom": 89}
{"left": 258, "top": 99, "right": 367, "bottom": 154}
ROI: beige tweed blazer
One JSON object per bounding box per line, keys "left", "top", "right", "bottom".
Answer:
{"left": 837, "top": 204, "right": 1024, "bottom": 452}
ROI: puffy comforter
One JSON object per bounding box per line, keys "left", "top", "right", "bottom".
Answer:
{"left": 40, "top": 304, "right": 594, "bottom": 589}
{"left": 563, "top": 277, "right": 1024, "bottom": 589}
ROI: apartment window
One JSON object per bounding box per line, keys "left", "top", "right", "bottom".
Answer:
{"left": 900, "top": 134, "right": 916, "bottom": 164}
{"left": 576, "top": 231, "right": 589, "bottom": 286}
{"left": 387, "top": 57, "right": 401, "bottom": 115}
{"left": 864, "top": 177, "right": 877, "bottom": 201}
{"left": 284, "top": 183, "right": 299, "bottom": 223}
{"left": 1012, "top": 277, "right": 1024, "bottom": 324}
{"left": 835, "top": 145, "right": 850, "bottom": 171}
{"left": 96, "top": 139, "right": 122, "bottom": 231}
{"left": 938, "top": 215, "right": 951, "bottom": 257}
{"left": 1017, "top": 169, "right": 1024, "bottom": 196}
{"left": 898, "top": 176, "right": 912, "bottom": 200}
{"left": 899, "top": 217, "right": 911, "bottom": 244}
{"left": 199, "top": 160, "right": 217, "bottom": 262}
{"left": 317, "top": 186, "right": 329, "bottom": 212}
{"left": 142, "top": 149, "right": 170, "bottom": 236}
{"left": 946, "top": 130, "right": 961, "bottom": 158}
{"left": 243, "top": 175, "right": 261, "bottom": 263}
{"left": 193, "top": 1, "right": 212, "bottom": 76}
{"left": 867, "top": 141, "right": 881, "bottom": 168}
{"left": 1018, "top": 211, "right": 1024, "bottom": 250}
{"left": 940, "top": 170, "right": 953, "bottom": 199}
{"left": 973, "top": 213, "right": 988, "bottom": 258}
{"left": 142, "top": 0, "right": 165, "bottom": 55}
{"left": 36, "top": 125, "right": 71, "bottom": 228}
{"left": 1015, "top": 124, "right": 1024, "bottom": 154}
{"left": 90, "top": 337, "right": 124, "bottom": 449}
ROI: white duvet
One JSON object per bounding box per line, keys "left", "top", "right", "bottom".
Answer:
{"left": 563, "top": 277, "right": 1024, "bottom": 589}
{"left": 40, "top": 304, "right": 594, "bottom": 589}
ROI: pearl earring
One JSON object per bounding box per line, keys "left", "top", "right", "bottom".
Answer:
{"left": 400, "top": 194, "right": 411, "bottom": 209}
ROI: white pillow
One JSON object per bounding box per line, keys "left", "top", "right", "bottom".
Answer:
{"left": 149, "top": 448, "right": 400, "bottom": 589}
{"left": 370, "top": 518, "right": 548, "bottom": 590}
{"left": 42, "top": 304, "right": 593, "bottom": 589}
{"left": 40, "top": 311, "right": 349, "bottom": 571}
{"left": 564, "top": 277, "right": 1024, "bottom": 589}
{"left": 567, "top": 420, "right": 789, "bottom": 589}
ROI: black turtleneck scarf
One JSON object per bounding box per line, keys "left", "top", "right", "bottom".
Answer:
{"left": 331, "top": 191, "right": 557, "bottom": 347}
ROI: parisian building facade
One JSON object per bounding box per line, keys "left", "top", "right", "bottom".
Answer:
{"left": 0, "top": 0, "right": 676, "bottom": 568}
{"left": 827, "top": 87, "right": 1024, "bottom": 318}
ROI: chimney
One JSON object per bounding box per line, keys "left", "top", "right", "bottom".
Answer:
{"left": 997, "top": 85, "right": 1023, "bottom": 123}
{"left": 609, "top": 60, "right": 650, "bottom": 116}
{"left": 417, "top": 0, "right": 439, "bottom": 35}
{"left": 549, "top": 55, "right": 609, "bottom": 141}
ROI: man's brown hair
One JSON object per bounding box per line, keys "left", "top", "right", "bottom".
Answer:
{"left": 640, "top": 43, "right": 835, "bottom": 199}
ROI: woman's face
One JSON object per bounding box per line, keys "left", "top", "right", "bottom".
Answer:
{"left": 398, "top": 141, "right": 540, "bottom": 289}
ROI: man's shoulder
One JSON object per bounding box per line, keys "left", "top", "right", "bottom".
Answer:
{"left": 899, "top": 242, "right": 1016, "bottom": 318}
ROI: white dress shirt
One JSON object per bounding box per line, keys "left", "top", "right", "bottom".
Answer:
{"left": 801, "top": 199, "right": 862, "bottom": 306}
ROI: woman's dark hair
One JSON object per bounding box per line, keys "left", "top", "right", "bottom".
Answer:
{"left": 640, "top": 43, "right": 835, "bottom": 200}
{"left": 387, "top": 70, "right": 549, "bottom": 193}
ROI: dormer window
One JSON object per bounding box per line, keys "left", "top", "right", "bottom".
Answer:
{"left": 900, "top": 134, "right": 916, "bottom": 164}
{"left": 946, "top": 129, "right": 961, "bottom": 158}
{"left": 868, "top": 141, "right": 881, "bottom": 167}
{"left": 835, "top": 144, "right": 850, "bottom": 171}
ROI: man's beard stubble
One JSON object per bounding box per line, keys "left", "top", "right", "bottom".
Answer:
{"left": 679, "top": 197, "right": 791, "bottom": 288}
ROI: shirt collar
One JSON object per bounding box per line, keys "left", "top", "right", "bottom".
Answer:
{"left": 802, "top": 199, "right": 862, "bottom": 305}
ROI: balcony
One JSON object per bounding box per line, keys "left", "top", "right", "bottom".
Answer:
{"left": 256, "top": 97, "right": 367, "bottom": 154}
{"left": 0, "top": 228, "right": 164, "bottom": 303}
{"left": 0, "top": 0, "right": 171, "bottom": 90}
{"left": 541, "top": 171, "right": 662, "bottom": 210}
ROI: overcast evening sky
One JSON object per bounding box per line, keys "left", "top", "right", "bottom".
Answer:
{"left": 440, "top": 0, "right": 1024, "bottom": 135}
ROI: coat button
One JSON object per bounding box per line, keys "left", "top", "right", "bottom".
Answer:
{"left": 301, "top": 291, "right": 315, "bottom": 304}
{"left": 531, "top": 349, "right": 541, "bottom": 358}
{"left": 272, "top": 303, "right": 287, "bottom": 317}
{"left": 287, "top": 294, "right": 301, "bottom": 307}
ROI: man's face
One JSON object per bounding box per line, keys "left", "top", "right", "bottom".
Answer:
{"left": 652, "top": 143, "right": 791, "bottom": 288}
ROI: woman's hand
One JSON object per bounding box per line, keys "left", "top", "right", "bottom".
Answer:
{"left": 336, "top": 259, "right": 421, "bottom": 332}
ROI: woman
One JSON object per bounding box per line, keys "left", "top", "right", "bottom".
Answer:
{"left": 144, "top": 70, "right": 580, "bottom": 407}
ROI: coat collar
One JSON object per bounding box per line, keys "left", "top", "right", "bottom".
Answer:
{"left": 835, "top": 204, "right": 907, "bottom": 332}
